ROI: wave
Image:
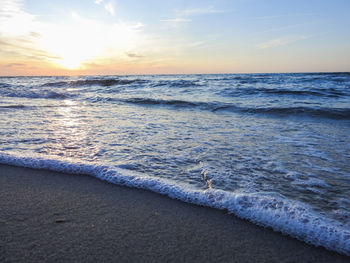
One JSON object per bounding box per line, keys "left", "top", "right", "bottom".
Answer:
{"left": 151, "top": 79, "right": 202, "bottom": 88}
{"left": 115, "top": 97, "right": 350, "bottom": 120}
{"left": 219, "top": 87, "right": 349, "bottom": 98}
{"left": 0, "top": 104, "right": 29, "bottom": 109}
{"left": 0, "top": 151, "right": 349, "bottom": 256}
{"left": 248, "top": 107, "right": 350, "bottom": 119}
{"left": 0, "top": 104, "right": 73, "bottom": 112}
{"left": 41, "top": 78, "right": 147, "bottom": 88}
{"left": 214, "top": 106, "right": 350, "bottom": 119}
{"left": 0, "top": 82, "right": 12, "bottom": 89}
{"left": 121, "top": 97, "right": 200, "bottom": 108}
{"left": 3, "top": 90, "right": 72, "bottom": 100}
{"left": 206, "top": 73, "right": 349, "bottom": 82}
{"left": 40, "top": 81, "right": 68, "bottom": 87}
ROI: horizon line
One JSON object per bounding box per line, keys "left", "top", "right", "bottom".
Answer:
{"left": 0, "top": 71, "right": 349, "bottom": 78}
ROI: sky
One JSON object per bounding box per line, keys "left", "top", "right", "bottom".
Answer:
{"left": 0, "top": 0, "right": 349, "bottom": 75}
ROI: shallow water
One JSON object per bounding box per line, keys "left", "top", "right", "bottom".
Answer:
{"left": 1, "top": 73, "right": 350, "bottom": 255}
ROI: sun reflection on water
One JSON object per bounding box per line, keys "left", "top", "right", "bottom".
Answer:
{"left": 43, "top": 99, "right": 102, "bottom": 161}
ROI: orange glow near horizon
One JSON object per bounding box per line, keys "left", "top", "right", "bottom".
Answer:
{"left": 1, "top": 0, "right": 349, "bottom": 76}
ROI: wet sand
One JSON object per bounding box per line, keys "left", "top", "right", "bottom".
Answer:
{"left": 0, "top": 164, "right": 349, "bottom": 262}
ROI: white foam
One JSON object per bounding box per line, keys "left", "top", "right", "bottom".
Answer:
{"left": 0, "top": 151, "right": 349, "bottom": 256}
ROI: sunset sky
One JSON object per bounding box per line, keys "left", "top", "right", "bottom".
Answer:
{"left": 0, "top": 0, "right": 349, "bottom": 75}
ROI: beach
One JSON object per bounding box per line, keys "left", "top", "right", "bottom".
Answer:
{"left": 1, "top": 0, "right": 350, "bottom": 260}
{"left": 2, "top": 74, "right": 350, "bottom": 255}
{"left": 1, "top": 164, "right": 349, "bottom": 262}
{"left": 1, "top": 0, "right": 350, "bottom": 259}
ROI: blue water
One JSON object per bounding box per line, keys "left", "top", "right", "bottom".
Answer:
{"left": 1, "top": 73, "right": 350, "bottom": 255}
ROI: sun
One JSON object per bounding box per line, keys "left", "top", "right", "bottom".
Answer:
{"left": 48, "top": 48, "right": 92, "bottom": 70}
{"left": 56, "top": 58, "right": 82, "bottom": 70}
{"left": 21, "top": 11, "right": 144, "bottom": 71}
{"left": 51, "top": 49, "right": 92, "bottom": 70}
{"left": 42, "top": 28, "right": 104, "bottom": 70}
{"left": 37, "top": 14, "right": 108, "bottom": 70}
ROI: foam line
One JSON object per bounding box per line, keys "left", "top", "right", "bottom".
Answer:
{"left": 0, "top": 151, "right": 349, "bottom": 256}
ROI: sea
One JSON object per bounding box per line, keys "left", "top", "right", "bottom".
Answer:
{"left": 1, "top": 73, "right": 350, "bottom": 255}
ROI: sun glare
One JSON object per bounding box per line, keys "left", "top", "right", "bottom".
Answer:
{"left": 34, "top": 13, "right": 144, "bottom": 70}
{"left": 38, "top": 15, "right": 104, "bottom": 69}
{"left": 0, "top": 1, "right": 147, "bottom": 73}
{"left": 48, "top": 38, "right": 102, "bottom": 70}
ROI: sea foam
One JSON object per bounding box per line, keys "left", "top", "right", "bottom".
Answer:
{"left": 1, "top": 151, "right": 349, "bottom": 256}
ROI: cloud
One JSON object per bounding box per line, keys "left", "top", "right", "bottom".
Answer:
{"left": 257, "top": 23, "right": 308, "bottom": 34}
{"left": 5, "top": 63, "right": 25, "bottom": 67}
{"left": 187, "top": 41, "right": 205, "bottom": 48}
{"left": 256, "top": 35, "right": 310, "bottom": 49}
{"left": 0, "top": 0, "right": 37, "bottom": 37}
{"left": 162, "top": 5, "right": 225, "bottom": 25}
{"left": 0, "top": 0, "right": 41, "bottom": 59}
{"left": 0, "top": 37, "right": 61, "bottom": 61}
{"left": 251, "top": 13, "right": 316, "bottom": 20}
{"left": 179, "top": 6, "right": 226, "bottom": 16}
{"left": 94, "top": 0, "right": 116, "bottom": 16}
{"left": 126, "top": 53, "right": 144, "bottom": 58}
{"left": 104, "top": 2, "right": 115, "bottom": 15}
{"left": 29, "top": 31, "right": 41, "bottom": 38}
{"left": 0, "top": 0, "right": 147, "bottom": 69}
{"left": 130, "top": 22, "right": 145, "bottom": 29}
{"left": 161, "top": 18, "right": 191, "bottom": 23}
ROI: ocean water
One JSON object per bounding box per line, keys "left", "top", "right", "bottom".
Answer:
{"left": 1, "top": 73, "right": 350, "bottom": 255}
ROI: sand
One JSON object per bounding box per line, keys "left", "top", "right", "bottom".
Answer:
{"left": 0, "top": 164, "right": 349, "bottom": 262}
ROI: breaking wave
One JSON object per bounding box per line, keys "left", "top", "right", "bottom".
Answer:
{"left": 0, "top": 151, "right": 349, "bottom": 256}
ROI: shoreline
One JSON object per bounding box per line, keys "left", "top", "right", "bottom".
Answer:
{"left": 1, "top": 164, "right": 349, "bottom": 262}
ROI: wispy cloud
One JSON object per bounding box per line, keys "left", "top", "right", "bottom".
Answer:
{"left": 126, "top": 52, "right": 144, "bottom": 58}
{"left": 0, "top": 36, "right": 60, "bottom": 61}
{"left": 161, "top": 18, "right": 192, "bottom": 23}
{"left": 257, "top": 23, "right": 309, "bottom": 34}
{"left": 29, "top": 31, "right": 41, "bottom": 38}
{"left": 186, "top": 41, "right": 205, "bottom": 48}
{"left": 161, "top": 5, "right": 225, "bottom": 25}
{"left": 130, "top": 22, "right": 145, "bottom": 29}
{"left": 104, "top": 2, "right": 115, "bottom": 15}
{"left": 0, "top": 0, "right": 146, "bottom": 69}
{"left": 179, "top": 6, "right": 226, "bottom": 16}
{"left": 0, "top": 0, "right": 36, "bottom": 37}
{"left": 256, "top": 35, "right": 311, "bottom": 49}
{"left": 5, "top": 63, "right": 26, "bottom": 67}
{"left": 94, "top": 0, "right": 115, "bottom": 16}
{"left": 251, "top": 13, "right": 316, "bottom": 20}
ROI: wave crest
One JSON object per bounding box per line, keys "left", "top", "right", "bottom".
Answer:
{"left": 117, "top": 97, "right": 350, "bottom": 119}
{"left": 219, "top": 87, "right": 349, "bottom": 98}
{"left": 41, "top": 78, "right": 148, "bottom": 88}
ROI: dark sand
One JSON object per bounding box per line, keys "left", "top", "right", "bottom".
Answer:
{"left": 0, "top": 164, "right": 349, "bottom": 263}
